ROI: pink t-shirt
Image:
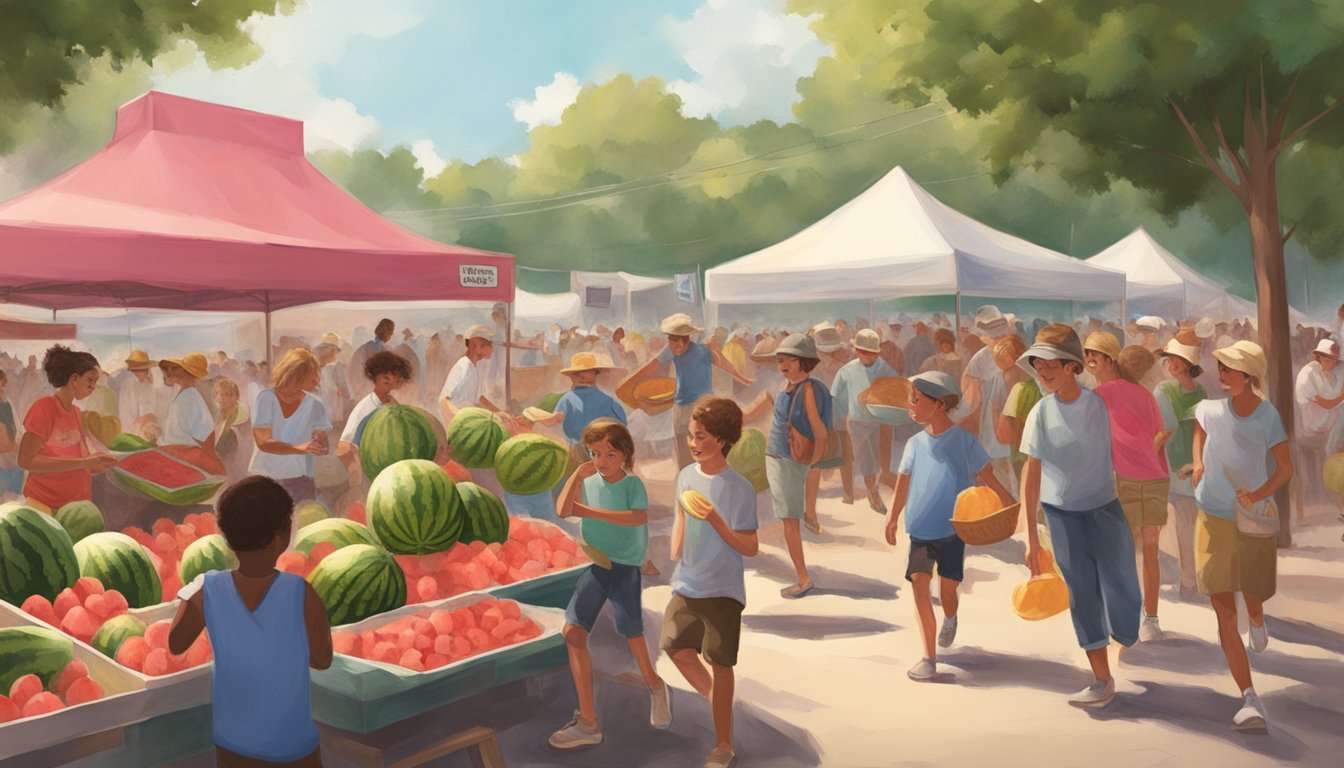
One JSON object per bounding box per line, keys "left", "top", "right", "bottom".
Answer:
{"left": 1095, "top": 380, "right": 1168, "bottom": 481}
{"left": 22, "top": 396, "right": 92, "bottom": 508}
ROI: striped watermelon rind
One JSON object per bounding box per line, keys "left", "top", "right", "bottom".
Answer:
{"left": 456, "top": 482, "right": 510, "bottom": 544}
{"left": 91, "top": 614, "right": 147, "bottom": 659}
{"left": 359, "top": 405, "right": 439, "bottom": 481}
{"left": 495, "top": 434, "right": 569, "bottom": 495}
{"left": 0, "top": 502, "right": 80, "bottom": 605}
{"left": 73, "top": 532, "right": 163, "bottom": 609}
{"left": 0, "top": 625, "right": 75, "bottom": 692}
{"left": 54, "top": 500, "right": 106, "bottom": 544}
{"left": 178, "top": 534, "right": 239, "bottom": 585}
{"left": 446, "top": 407, "right": 509, "bottom": 469}
{"left": 294, "top": 518, "right": 379, "bottom": 556}
{"left": 727, "top": 428, "right": 769, "bottom": 493}
{"left": 109, "top": 449, "right": 226, "bottom": 506}
{"left": 366, "top": 460, "right": 464, "bottom": 555}
{"left": 307, "top": 544, "right": 406, "bottom": 626}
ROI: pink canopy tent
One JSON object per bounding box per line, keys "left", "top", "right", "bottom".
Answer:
{"left": 0, "top": 315, "right": 76, "bottom": 341}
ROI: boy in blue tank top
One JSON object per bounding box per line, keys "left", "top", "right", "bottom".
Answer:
{"left": 169, "top": 476, "right": 333, "bottom": 767}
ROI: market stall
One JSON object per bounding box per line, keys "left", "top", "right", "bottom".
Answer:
{"left": 1086, "top": 227, "right": 1229, "bottom": 321}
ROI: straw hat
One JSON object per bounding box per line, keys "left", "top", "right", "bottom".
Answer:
{"left": 1313, "top": 339, "right": 1341, "bottom": 360}
{"left": 852, "top": 329, "right": 882, "bottom": 354}
{"left": 560, "top": 352, "right": 616, "bottom": 375}
{"left": 776, "top": 333, "right": 819, "bottom": 361}
{"left": 660, "top": 313, "right": 701, "bottom": 336}
{"left": 319, "top": 332, "right": 342, "bottom": 347}
{"left": 1212, "top": 341, "right": 1267, "bottom": 382}
{"left": 1083, "top": 332, "right": 1122, "bottom": 362}
{"left": 1158, "top": 328, "right": 1201, "bottom": 367}
{"left": 465, "top": 324, "right": 495, "bottom": 343}
{"left": 750, "top": 336, "right": 780, "bottom": 363}
{"left": 813, "top": 326, "right": 842, "bottom": 353}
{"left": 159, "top": 353, "right": 209, "bottom": 380}
{"left": 1118, "top": 345, "right": 1156, "bottom": 382}
{"left": 124, "top": 350, "right": 156, "bottom": 372}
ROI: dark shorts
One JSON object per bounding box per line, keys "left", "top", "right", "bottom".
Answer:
{"left": 905, "top": 534, "right": 966, "bottom": 583}
{"left": 659, "top": 593, "right": 744, "bottom": 667}
{"left": 564, "top": 562, "right": 645, "bottom": 638}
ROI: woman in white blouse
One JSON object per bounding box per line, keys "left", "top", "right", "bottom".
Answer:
{"left": 250, "top": 348, "right": 333, "bottom": 504}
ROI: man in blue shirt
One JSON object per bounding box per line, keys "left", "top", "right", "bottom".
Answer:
{"left": 620, "top": 313, "right": 753, "bottom": 468}
{"left": 529, "top": 352, "right": 627, "bottom": 459}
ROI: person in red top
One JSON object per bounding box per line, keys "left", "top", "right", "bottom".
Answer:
{"left": 1083, "top": 335, "right": 1171, "bottom": 642}
{"left": 17, "top": 345, "right": 117, "bottom": 510}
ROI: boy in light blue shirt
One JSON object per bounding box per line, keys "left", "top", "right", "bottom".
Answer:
{"left": 885, "top": 372, "right": 1014, "bottom": 681}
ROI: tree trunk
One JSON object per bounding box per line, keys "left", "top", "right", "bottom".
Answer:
{"left": 1244, "top": 151, "right": 1295, "bottom": 548}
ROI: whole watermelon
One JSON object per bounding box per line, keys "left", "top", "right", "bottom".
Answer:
{"left": 0, "top": 625, "right": 74, "bottom": 692}
{"left": 107, "top": 433, "right": 153, "bottom": 452}
{"left": 295, "top": 500, "right": 330, "bottom": 529}
{"left": 359, "top": 405, "right": 439, "bottom": 480}
{"left": 91, "top": 614, "right": 146, "bottom": 659}
{"left": 495, "top": 434, "right": 568, "bottom": 495}
{"left": 456, "top": 482, "right": 510, "bottom": 544}
{"left": 307, "top": 544, "right": 406, "bottom": 626}
{"left": 447, "top": 407, "right": 509, "bottom": 468}
{"left": 366, "top": 460, "right": 463, "bottom": 555}
{"left": 54, "top": 500, "right": 106, "bottom": 544}
{"left": 179, "top": 534, "right": 239, "bottom": 585}
{"left": 73, "top": 532, "right": 163, "bottom": 609}
{"left": 0, "top": 502, "right": 80, "bottom": 605}
{"left": 293, "top": 518, "right": 378, "bottom": 556}
{"left": 536, "top": 392, "right": 562, "bottom": 413}
{"left": 727, "top": 428, "right": 769, "bottom": 493}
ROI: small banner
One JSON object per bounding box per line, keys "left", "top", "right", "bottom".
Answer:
{"left": 674, "top": 272, "right": 699, "bottom": 304}
{"left": 585, "top": 286, "right": 612, "bottom": 308}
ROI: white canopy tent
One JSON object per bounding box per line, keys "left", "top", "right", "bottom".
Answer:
{"left": 513, "top": 289, "right": 581, "bottom": 332}
{"left": 704, "top": 166, "right": 1127, "bottom": 327}
{"left": 1086, "top": 228, "right": 1228, "bottom": 321}
{"left": 1224, "top": 294, "right": 1323, "bottom": 330}
{"left": 569, "top": 270, "right": 679, "bottom": 331}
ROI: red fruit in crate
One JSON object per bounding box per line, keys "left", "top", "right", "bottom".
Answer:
{"left": 166, "top": 652, "right": 188, "bottom": 673}
{"left": 372, "top": 642, "right": 399, "bottom": 664}
{"left": 398, "top": 649, "right": 424, "bottom": 671}
{"left": 489, "top": 561, "right": 509, "bottom": 582}
{"left": 555, "top": 537, "right": 577, "bottom": 555}
{"left": 196, "top": 513, "right": 218, "bottom": 535}
{"left": 277, "top": 551, "right": 309, "bottom": 576}
{"left": 525, "top": 539, "right": 548, "bottom": 563}
{"left": 467, "top": 540, "right": 487, "bottom": 556}
{"left": 0, "top": 695, "right": 20, "bottom": 723}
{"left": 54, "top": 660, "right": 90, "bottom": 696}
{"left": 491, "top": 619, "right": 519, "bottom": 641}
{"left": 63, "top": 676, "right": 104, "bottom": 706}
{"left": 452, "top": 608, "right": 476, "bottom": 631}
{"left": 519, "top": 560, "right": 545, "bottom": 579}
{"left": 424, "top": 654, "right": 449, "bottom": 670}
{"left": 123, "top": 527, "right": 156, "bottom": 548}
{"left": 466, "top": 628, "right": 492, "bottom": 652}
{"left": 72, "top": 576, "right": 105, "bottom": 602}
{"left": 9, "top": 674, "right": 42, "bottom": 708}
{"left": 499, "top": 601, "right": 521, "bottom": 620}
{"left": 464, "top": 563, "right": 490, "bottom": 591}
{"left": 174, "top": 524, "right": 198, "bottom": 551}
{"left": 21, "top": 595, "right": 59, "bottom": 626}
{"left": 21, "top": 691, "right": 64, "bottom": 717}
{"left": 518, "top": 620, "right": 542, "bottom": 640}
{"left": 433, "top": 573, "right": 455, "bottom": 598}
{"left": 360, "top": 630, "right": 376, "bottom": 656}
{"left": 144, "top": 621, "right": 172, "bottom": 650}
{"left": 345, "top": 503, "right": 366, "bottom": 525}
{"left": 308, "top": 542, "right": 338, "bottom": 566}
{"left": 61, "top": 606, "right": 100, "bottom": 643}
{"left": 428, "top": 609, "right": 453, "bottom": 635}
{"left": 143, "top": 648, "right": 170, "bottom": 676}
{"left": 415, "top": 576, "right": 437, "bottom": 603}
{"left": 185, "top": 636, "right": 213, "bottom": 667}
{"left": 396, "top": 628, "right": 416, "bottom": 651}
{"left": 154, "top": 532, "right": 176, "bottom": 556}
{"left": 53, "top": 589, "right": 80, "bottom": 621}
{"left": 103, "top": 590, "right": 129, "bottom": 617}
{"left": 432, "top": 634, "right": 453, "bottom": 655}
{"left": 84, "top": 593, "right": 111, "bottom": 620}
{"left": 115, "top": 636, "right": 150, "bottom": 671}
{"left": 152, "top": 518, "right": 175, "bottom": 536}
{"left": 414, "top": 633, "right": 432, "bottom": 652}
{"left": 332, "top": 632, "right": 360, "bottom": 656}
{"left": 161, "top": 575, "right": 183, "bottom": 602}
{"left": 449, "top": 636, "right": 471, "bottom": 659}
{"left": 479, "top": 608, "right": 502, "bottom": 633}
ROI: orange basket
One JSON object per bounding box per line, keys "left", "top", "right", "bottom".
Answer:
{"left": 632, "top": 377, "right": 676, "bottom": 414}
{"left": 950, "top": 503, "right": 1021, "bottom": 546}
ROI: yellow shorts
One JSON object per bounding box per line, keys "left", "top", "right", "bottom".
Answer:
{"left": 1117, "top": 476, "right": 1169, "bottom": 539}
{"left": 1195, "top": 511, "right": 1276, "bottom": 601}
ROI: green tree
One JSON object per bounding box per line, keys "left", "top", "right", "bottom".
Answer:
{"left": 891, "top": 0, "right": 1344, "bottom": 541}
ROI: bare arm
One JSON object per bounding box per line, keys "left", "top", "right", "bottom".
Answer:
{"left": 168, "top": 590, "right": 205, "bottom": 656}
{"left": 1021, "top": 457, "right": 1044, "bottom": 575}
{"left": 740, "top": 391, "right": 774, "bottom": 425}
{"left": 18, "top": 432, "right": 115, "bottom": 474}
{"left": 1247, "top": 442, "right": 1294, "bottom": 505}
{"left": 669, "top": 499, "right": 686, "bottom": 561}
{"left": 305, "top": 582, "right": 333, "bottom": 670}
{"left": 883, "top": 473, "right": 911, "bottom": 545}
{"left": 571, "top": 505, "right": 649, "bottom": 526}
{"left": 803, "top": 383, "right": 828, "bottom": 464}
{"left": 704, "top": 509, "right": 758, "bottom": 557}
{"left": 252, "top": 427, "right": 320, "bottom": 456}
{"left": 1191, "top": 422, "right": 1207, "bottom": 489}
{"left": 976, "top": 463, "right": 1015, "bottom": 507}
{"left": 994, "top": 413, "right": 1014, "bottom": 447}
{"left": 710, "top": 347, "right": 753, "bottom": 387}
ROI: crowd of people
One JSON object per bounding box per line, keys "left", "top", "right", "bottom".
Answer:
{"left": 4, "top": 300, "right": 1344, "bottom": 767}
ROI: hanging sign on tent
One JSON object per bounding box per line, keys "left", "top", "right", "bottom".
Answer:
{"left": 674, "top": 272, "right": 699, "bottom": 304}
{"left": 585, "top": 286, "right": 612, "bottom": 308}
{"left": 459, "top": 265, "right": 499, "bottom": 288}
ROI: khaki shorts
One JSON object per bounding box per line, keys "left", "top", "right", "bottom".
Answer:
{"left": 660, "top": 593, "right": 744, "bottom": 667}
{"left": 1195, "top": 511, "right": 1277, "bottom": 601}
{"left": 673, "top": 403, "right": 695, "bottom": 438}
{"left": 1117, "top": 476, "right": 1170, "bottom": 539}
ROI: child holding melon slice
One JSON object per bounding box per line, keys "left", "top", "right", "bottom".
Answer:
{"left": 884, "top": 371, "right": 1014, "bottom": 681}
{"left": 549, "top": 419, "right": 671, "bottom": 751}
{"left": 168, "top": 476, "right": 332, "bottom": 767}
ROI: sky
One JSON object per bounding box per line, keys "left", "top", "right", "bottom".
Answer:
{"left": 149, "top": 0, "right": 830, "bottom": 174}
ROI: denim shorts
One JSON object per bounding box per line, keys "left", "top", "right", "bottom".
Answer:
{"left": 905, "top": 534, "right": 966, "bottom": 582}
{"left": 564, "top": 562, "right": 645, "bottom": 638}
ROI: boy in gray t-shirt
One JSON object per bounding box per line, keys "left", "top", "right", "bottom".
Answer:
{"left": 660, "top": 397, "right": 758, "bottom": 768}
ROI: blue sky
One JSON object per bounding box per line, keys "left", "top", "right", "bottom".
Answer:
{"left": 148, "top": 0, "right": 829, "bottom": 171}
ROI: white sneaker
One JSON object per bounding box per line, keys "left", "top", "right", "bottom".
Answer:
{"left": 1233, "top": 691, "right": 1268, "bottom": 732}
{"left": 907, "top": 658, "right": 937, "bottom": 681}
{"left": 649, "top": 681, "right": 672, "bottom": 729}
{"left": 1139, "top": 616, "right": 1164, "bottom": 642}
{"left": 704, "top": 746, "right": 737, "bottom": 768}
{"left": 1248, "top": 621, "right": 1269, "bottom": 652}
{"left": 548, "top": 711, "right": 603, "bottom": 749}
{"left": 938, "top": 615, "right": 958, "bottom": 648}
{"left": 1068, "top": 678, "right": 1116, "bottom": 709}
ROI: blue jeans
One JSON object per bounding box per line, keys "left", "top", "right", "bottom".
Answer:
{"left": 565, "top": 562, "right": 645, "bottom": 638}
{"left": 1042, "top": 499, "right": 1142, "bottom": 651}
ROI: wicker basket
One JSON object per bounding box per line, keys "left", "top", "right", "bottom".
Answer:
{"left": 951, "top": 502, "right": 1021, "bottom": 546}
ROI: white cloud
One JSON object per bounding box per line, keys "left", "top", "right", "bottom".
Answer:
{"left": 149, "top": 0, "right": 427, "bottom": 152}
{"left": 662, "top": 0, "right": 828, "bottom": 125}
{"left": 508, "top": 72, "right": 582, "bottom": 130}
{"left": 411, "top": 139, "right": 447, "bottom": 178}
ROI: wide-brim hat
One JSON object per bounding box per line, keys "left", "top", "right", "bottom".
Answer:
{"left": 560, "top": 352, "right": 616, "bottom": 374}
{"left": 776, "top": 332, "right": 819, "bottom": 360}
{"left": 1016, "top": 326, "right": 1085, "bottom": 380}
{"left": 1313, "top": 339, "right": 1341, "bottom": 359}
{"left": 1135, "top": 315, "right": 1165, "bottom": 332}
{"left": 159, "top": 352, "right": 209, "bottom": 379}
{"left": 125, "top": 349, "right": 156, "bottom": 371}
{"left": 852, "top": 328, "right": 882, "bottom": 354}
{"left": 1157, "top": 328, "right": 1201, "bottom": 367}
{"left": 910, "top": 371, "right": 959, "bottom": 400}
{"left": 465, "top": 324, "right": 495, "bottom": 343}
{"left": 813, "top": 328, "right": 843, "bottom": 353}
{"left": 974, "top": 305, "right": 1013, "bottom": 338}
{"left": 1083, "top": 332, "right": 1122, "bottom": 362}
{"left": 1212, "top": 341, "right": 1267, "bottom": 382}
{"left": 661, "top": 313, "right": 701, "bottom": 336}
{"left": 750, "top": 337, "right": 779, "bottom": 363}
{"left": 1194, "top": 317, "right": 1216, "bottom": 340}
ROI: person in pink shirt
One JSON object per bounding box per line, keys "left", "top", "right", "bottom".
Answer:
{"left": 1083, "top": 335, "right": 1170, "bottom": 642}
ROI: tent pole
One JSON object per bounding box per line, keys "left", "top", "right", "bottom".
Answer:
{"left": 954, "top": 293, "right": 962, "bottom": 337}
{"left": 264, "top": 291, "right": 272, "bottom": 368}
{"left": 869, "top": 298, "right": 875, "bottom": 326}
{"left": 505, "top": 302, "right": 513, "bottom": 410}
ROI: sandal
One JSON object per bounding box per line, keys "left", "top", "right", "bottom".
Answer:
{"left": 780, "top": 582, "right": 815, "bottom": 599}
{"left": 804, "top": 518, "right": 823, "bottom": 535}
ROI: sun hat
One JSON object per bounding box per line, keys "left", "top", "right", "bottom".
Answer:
{"left": 1016, "top": 323, "right": 1085, "bottom": 378}
{"left": 1118, "top": 346, "right": 1156, "bottom": 382}
{"left": 1313, "top": 339, "right": 1341, "bottom": 359}
{"left": 159, "top": 352, "right": 209, "bottom": 380}
{"left": 1158, "top": 328, "right": 1202, "bottom": 367}
{"left": 124, "top": 349, "right": 156, "bottom": 371}
{"left": 852, "top": 329, "right": 882, "bottom": 354}
{"left": 560, "top": 352, "right": 616, "bottom": 374}
{"left": 1211, "top": 340, "right": 1267, "bottom": 382}
{"left": 750, "top": 336, "right": 780, "bottom": 363}
{"left": 1136, "top": 315, "right": 1165, "bottom": 332}
{"left": 776, "top": 333, "right": 819, "bottom": 361}
{"left": 909, "top": 371, "right": 959, "bottom": 400}
{"left": 974, "top": 305, "right": 1013, "bottom": 338}
{"left": 465, "top": 324, "right": 495, "bottom": 343}
{"left": 1194, "top": 317, "right": 1215, "bottom": 339}
{"left": 660, "top": 313, "right": 701, "bottom": 336}
{"left": 1083, "top": 332, "right": 1122, "bottom": 362}
{"left": 812, "top": 325, "right": 843, "bottom": 353}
